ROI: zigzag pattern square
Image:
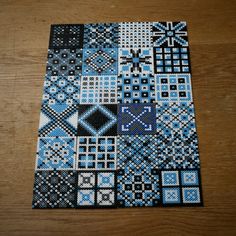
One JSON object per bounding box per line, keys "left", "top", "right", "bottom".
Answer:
{"left": 33, "top": 21, "right": 202, "bottom": 209}
{"left": 117, "top": 74, "right": 155, "bottom": 103}
{"left": 42, "top": 76, "right": 80, "bottom": 105}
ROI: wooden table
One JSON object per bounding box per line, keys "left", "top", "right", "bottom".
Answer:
{"left": 0, "top": 0, "right": 236, "bottom": 235}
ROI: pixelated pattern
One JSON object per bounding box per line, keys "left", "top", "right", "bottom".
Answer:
{"left": 32, "top": 170, "right": 77, "bottom": 208}
{"left": 38, "top": 104, "right": 78, "bottom": 137}
{"left": 154, "top": 47, "right": 190, "bottom": 73}
{"left": 78, "top": 104, "right": 117, "bottom": 136}
{"left": 77, "top": 136, "right": 116, "bottom": 170}
{"left": 82, "top": 48, "right": 118, "bottom": 75}
{"left": 33, "top": 21, "right": 202, "bottom": 209}
{"left": 117, "top": 74, "right": 155, "bottom": 103}
{"left": 80, "top": 76, "right": 117, "bottom": 104}
{"left": 77, "top": 171, "right": 116, "bottom": 207}
{"left": 119, "top": 48, "right": 154, "bottom": 75}
{"left": 49, "top": 24, "right": 84, "bottom": 49}
{"left": 36, "top": 137, "right": 76, "bottom": 170}
{"left": 117, "top": 103, "right": 156, "bottom": 135}
{"left": 155, "top": 74, "right": 192, "bottom": 102}
{"left": 42, "top": 76, "right": 80, "bottom": 105}
{"left": 119, "top": 22, "right": 152, "bottom": 48}
{"left": 152, "top": 22, "right": 188, "bottom": 47}
{"left": 83, "top": 23, "right": 119, "bottom": 48}
{"left": 161, "top": 169, "right": 201, "bottom": 205}
{"left": 46, "top": 49, "right": 83, "bottom": 76}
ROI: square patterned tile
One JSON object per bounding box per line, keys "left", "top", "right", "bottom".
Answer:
{"left": 33, "top": 21, "right": 202, "bottom": 209}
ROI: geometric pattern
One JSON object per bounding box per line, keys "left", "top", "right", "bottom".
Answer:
{"left": 154, "top": 47, "right": 190, "bottom": 73}
{"left": 82, "top": 48, "right": 118, "bottom": 75}
{"left": 32, "top": 170, "right": 77, "bottom": 208}
{"left": 117, "top": 103, "right": 156, "bottom": 135}
{"left": 46, "top": 49, "right": 83, "bottom": 76}
{"left": 78, "top": 104, "right": 117, "bottom": 136}
{"left": 83, "top": 23, "right": 119, "bottom": 48}
{"left": 155, "top": 74, "right": 192, "bottom": 102}
{"left": 117, "top": 74, "right": 155, "bottom": 103}
{"left": 152, "top": 22, "right": 188, "bottom": 47}
{"left": 42, "top": 76, "right": 81, "bottom": 105}
{"left": 77, "top": 171, "right": 116, "bottom": 207}
{"left": 36, "top": 137, "right": 76, "bottom": 170}
{"left": 117, "top": 166, "right": 160, "bottom": 207}
{"left": 33, "top": 21, "right": 202, "bottom": 209}
{"left": 80, "top": 76, "right": 117, "bottom": 104}
{"left": 38, "top": 104, "right": 78, "bottom": 137}
{"left": 160, "top": 169, "right": 201, "bottom": 205}
{"left": 77, "top": 136, "right": 116, "bottom": 170}
{"left": 119, "top": 22, "right": 152, "bottom": 48}
{"left": 118, "top": 48, "right": 154, "bottom": 75}
{"left": 49, "top": 24, "right": 84, "bottom": 49}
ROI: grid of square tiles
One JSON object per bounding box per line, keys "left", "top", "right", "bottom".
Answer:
{"left": 32, "top": 22, "right": 202, "bottom": 209}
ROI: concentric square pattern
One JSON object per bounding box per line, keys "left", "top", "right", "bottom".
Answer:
{"left": 33, "top": 21, "right": 202, "bottom": 208}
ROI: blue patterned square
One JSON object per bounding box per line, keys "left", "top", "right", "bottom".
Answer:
{"left": 46, "top": 49, "right": 83, "bottom": 76}
{"left": 39, "top": 104, "right": 78, "bottom": 137}
{"left": 97, "top": 172, "right": 115, "bottom": 188}
{"left": 77, "top": 189, "right": 95, "bottom": 206}
{"left": 161, "top": 171, "right": 179, "bottom": 186}
{"left": 82, "top": 48, "right": 118, "bottom": 75}
{"left": 117, "top": 103, "right": 156, "bottom": 135}
{"left": 36, "top": 137, "right": 76, "bottom": 170}
{"left": 118, "top": 48, "right": 154, "bottom": 75}
{"left": 162, "top": 187, "right": 181, "bottom": 204}
{"left": 181, "top": 170, "right": 199, "bottom": 186}
{"left": 42, "top": 76, "right": 80, "bottom": 105}
{"left": 117, "top": 74, "right": 155, "bottom": 103}
{"left": 182, "top": 187, "right": 201, "bottom": 203}
{"left": 78, "top": 172, "right": 96, "bottom": 188}
{"left": 83, "top": 23, "right": 119, "bottom": 48}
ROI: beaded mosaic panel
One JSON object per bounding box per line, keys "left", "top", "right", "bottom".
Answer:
{"left": 33, "top": 22, "right": 203, "bottom": 208}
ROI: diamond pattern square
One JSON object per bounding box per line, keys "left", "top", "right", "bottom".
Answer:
{"left": 33, "top": 21, "right": 202, "bottom": 209}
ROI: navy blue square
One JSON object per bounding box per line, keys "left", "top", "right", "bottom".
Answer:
{"left": 117, "top": 103, "right": 156, "bottom": 135}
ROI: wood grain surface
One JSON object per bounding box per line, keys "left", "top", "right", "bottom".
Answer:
{"left": 0, "top": 0, "right": 236, "bottom": 235}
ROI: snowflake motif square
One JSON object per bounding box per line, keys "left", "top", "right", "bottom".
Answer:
{"left": 119, "top": 22, "right": 152, "bottom": 48}
{"left": 117, "top": 74, "right": 155, "bottom": 103}
{"left": 46, "top": 49, "right": 83, "bottom": 76}
{"left": 117, "top": 166, "right": 161, "bottom": 207}
{"left": 117, "top": 103, "right": 156, "bottom": 135}
{"left": 49, "top": 24, "right": 84, "bottom": 49}
{"left": 77, "top": 171, "right": 116, "bottom": 208}
{"left": 80, "top": 76, "right": 117, "bottom": 104}
{"left": 42, "top": 76, "right": 80, "bottom": 105}
{"left": 36, "top": 137, "right": 76, "bottom": 170}
{"left": 154, "top": 47, "right": 190, "bottom": 73}
{"left": 38, "top": 104, "right": 78, "bottom": 137}
{"left": 78, "top": 104, "right": 117, "bottom": 136}
{"left": 82, "top": 48, "right": 118, "bottom": 75}
{"left": 77, "top": 136, "right": 116, "bottom": 170}
{"left": 155, "top": 74, "right": 192, "bottom": 102}
{"left": 152, "top": 22, "right": 188, "bottom": 47}
{"left": 83, "top": 23, "right": 119, "bottom": 48}
{"left": 118, "top": 48, "right": 154, "bottom": 75}
{"left": 117, "top": 135, "right": 158, "bottom": 169}
{"left": 32, "top": 170, "right": 77, "bottom": 208}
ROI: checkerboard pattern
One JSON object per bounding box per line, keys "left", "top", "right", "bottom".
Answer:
{"left": 32, "top": 21, "right": 203, "bottom": 208}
